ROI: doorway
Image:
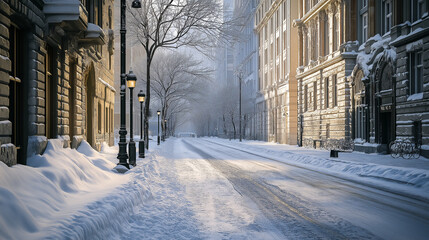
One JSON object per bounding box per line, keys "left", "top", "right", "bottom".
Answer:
{"left": 380, "top": 112, "right": 392, "bottom": 145}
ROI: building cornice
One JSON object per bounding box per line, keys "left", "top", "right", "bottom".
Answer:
{"left": 255, "top": 0, "right": 283, "bottom": 32}
{"left": 301, "top": 0, "right": 334, "bottom": 24}
{"left": 296, "top": 51, "right": 356, "bottom": 79}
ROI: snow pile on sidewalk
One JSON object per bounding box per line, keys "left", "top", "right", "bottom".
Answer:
{"left": 0, "top": 139, "right": 153, "bottom": 240}
{"left": 205, "top": 138, "right": 429, "bottom": 199}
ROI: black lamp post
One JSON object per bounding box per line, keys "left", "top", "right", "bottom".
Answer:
{"left": 127, "top": 70, "right": 137, "bottom": 166}
{"left": 117, "top": 0, "right": 141, "bottom": 169}
{"left": 163, "top": 119, "right": 167, "bottom": 141}
{"left": 138, "top": 90, "right": 145, "bottom": 158}
{"left": 237, "top": 71, "right": 243, "bottom": 142}
{"left": 157, "top": 110, "right": 161, "bottom": 145}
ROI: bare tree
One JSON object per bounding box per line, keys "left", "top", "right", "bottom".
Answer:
{"left": 128, "top": 0, "right": 238, "bottom": 148}
{"left": 191, "top": 81, "right": 239, "bottom": 139}
{"left": 151, "top": 51, "right": 211, "bottom": 138}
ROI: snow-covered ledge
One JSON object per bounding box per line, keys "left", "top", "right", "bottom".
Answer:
{"left": 80, "top": 23, "right": 106, "bottom": 45}
{"left": 43, "top": 0, "right": 88, "bottom": 31}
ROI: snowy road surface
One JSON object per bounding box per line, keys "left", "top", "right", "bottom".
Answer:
{"left": 1, "top": 137, "right": 428, "bottom": 239}
{"left": 119, "top": 138, "right": 429, "bottom": 239}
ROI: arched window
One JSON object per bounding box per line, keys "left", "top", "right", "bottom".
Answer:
{"left": 380, "top": 64, "right": 393, "bottom": 91}
{"left": 353, "top": 71, "right": 367, "bottom": 140}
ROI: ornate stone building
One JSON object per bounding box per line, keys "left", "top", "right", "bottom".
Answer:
{"left": 350, "top": 0, "right": 429, "bottom": 156}
{"left": 294, "top": 0, "right": 358, "bottom": 147}
{"left": 0, "top": 0, "right": 115, "bottom": 166}
{"left": 255, "top": 0, "right": 299, "bottom": 144}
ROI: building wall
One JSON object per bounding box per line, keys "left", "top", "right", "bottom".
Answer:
{"left": 295, "top": 0, "right": 357, "bottom": 148}
{"left": 255, "top": 0, "right": 299, "bottom": 144}
{"left": 391, "top": 1, "right": 429, "bottom": 157}
{"left": 350, "top": 0, "right": 429, "bottom": 156}
{"left": 232, "top": 0, "right": 258, "bottom": 140}
{"left": 0, "top": 0, "right": 115, "bottom": 166}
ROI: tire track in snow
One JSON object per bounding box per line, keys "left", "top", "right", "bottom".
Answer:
{"left": 182, "top": 139, "right": 380, "bottom": 240}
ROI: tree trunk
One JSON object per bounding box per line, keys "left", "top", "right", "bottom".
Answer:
{"left": 144, "top": 55, "right": 151, "bottom": 149}
{"left": 231, "top": 114, "right": 236, "bottom": 140}
{"left": 223, "top": 114, "right": 227, "bottom": 136}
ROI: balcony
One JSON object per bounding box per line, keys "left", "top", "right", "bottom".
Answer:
{"left": 79, "top": 23, "right": 106, "bottom": 46}
{"left": 43, "top": 0, "right": 88, "bottom": 31}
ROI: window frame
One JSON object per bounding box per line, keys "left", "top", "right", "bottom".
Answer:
{"left": 362, "top": 12, "right": 368, "bottom": 42}
{"left": 333, "top": 74, "right": 338, "bottom": 107}
{"left": 304, "top": 84, "right": 308, "bottom": 112}
{"left": 411, "top": 0, "right": 427, "bottom": 22}
{"left": 325, "top": 77, "right": 330, "bottom": 109}
{"left": 408, "top": 51, "right": 423, "bottom": 95}
{"left": 382, "top": 0, "right": 392, "bottom": 34}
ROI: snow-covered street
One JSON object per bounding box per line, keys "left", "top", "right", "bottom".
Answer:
{"left": 1, "top": 137, "right": 429, "bottom": 239}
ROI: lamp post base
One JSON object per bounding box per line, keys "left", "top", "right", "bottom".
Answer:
{"left": 138, "top": 140, "right": 145, "bottom": 158}
{"left": 117, "top": 140, "right": 129, "bottom": 169}
{"left": 129, "top": 141, "right": 136, "bottom": 166}
{"left": 157, "top": 136, "right": 160, "bottom": 145}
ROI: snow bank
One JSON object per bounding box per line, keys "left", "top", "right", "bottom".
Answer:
{"left": 0, "top": 140, "right": 153, "bottom": 240}
{"left": 204, "top": 138, "right": 429, "bottom": 199}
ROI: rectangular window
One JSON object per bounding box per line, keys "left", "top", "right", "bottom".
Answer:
{"left": 305, "top": 0, "right": 310, "bottom": 13}
{"left": 333, "top": 15, "right": 338, "bottom": 51}
{"left": 412, "top": 0, "right": 427, "bottom": 22}
{"left": 362, "top": 13, "right": 368, "bottom": 42}
{"left": 324, "top": 13, "right": 329, "bottom": 55}
{"left": 9, "top": 25, "right": 24, "bottom": 158}
{"left": 383, "top": 0, "right": 392, "bottom": 34}
{"left": 304, "top": 85, "right": 308, "bottom": 112}
{"left": 98, "top": 102, "right": 102, "bottom": 133}
{"left": 413, "top": 121, "right": 422, "bottom": 145}
{"left": 304, "top": 34, "right": 309, "bottom": 65}
{"left": 333, "top": 74, "right": 338, "bottom": 107}
{"left": 105, "top": 106, "right": 108, "bottom": 133}
{"left": 409, "top": 51, "right": 423, "bottom": 95}
{"left": 277, "top": 37, "right": 280, "bottom": 56}
{"left": 110, "top": 108, "right": 114, "bottom": 133}
{"left": 313, "top": 82, "right": 317, "bottom": 110}
{"left": 325, "top": 77, "right": 330, "bottom": 108}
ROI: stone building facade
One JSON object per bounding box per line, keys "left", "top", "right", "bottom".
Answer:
{"left": 255, "top": 0, "right": 299, "bottom": 144}
{"left": 0, "top": 0, "right": 115, "bottom": 166}
{"left": 294, "top": 0, "right": 358, "bottom": 147}
{"left": 350, "top": 0, "right": 429, "bottom": 156}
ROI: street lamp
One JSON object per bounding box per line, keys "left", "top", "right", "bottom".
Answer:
{"left": 237, "top": 71, "right": 243, "bottom": 142}
{"left": 127, "top": 70, "right": 137, "bottom": 166}
{"left": 132, "top": 0, "right": 142, "bottom": 8}
{"left": 138, "top": 90, "right": 145, "bottom": 158}
{"left": 163, "top": 119, "right": 167, "bottom": 141}
{"left": 118, "top": 0, "right": 142, "bottom": 169}
{"left": 157, "top": 110, "right": 161, "bottom": 145}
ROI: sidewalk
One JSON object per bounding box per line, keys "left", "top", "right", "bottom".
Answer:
{"left": 239, "top": 140, "right": 429, "bottom": 170}
{"left": 205, "top": 137, "right": 429, "bottom": 170}
{"left": 203, "top": 137, "right": 429, "bottom": 199}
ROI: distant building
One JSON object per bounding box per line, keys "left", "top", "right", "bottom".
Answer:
{"left": 1, "top": 0, "right": 115, "bottom": 166}
{"left": 232, "top": 0, "right": 258, "bottom": 140}
{"left": 255, "top": 0, "right": 299, "bottom": 144}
